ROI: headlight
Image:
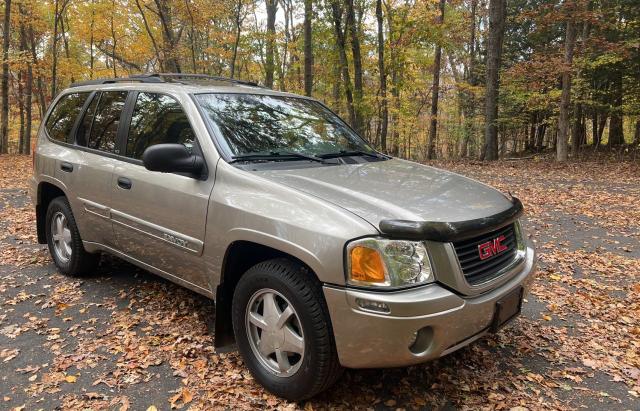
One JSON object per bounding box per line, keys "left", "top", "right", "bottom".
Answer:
{"left": 346, "top": 238, "right": 433, "bottom": 288}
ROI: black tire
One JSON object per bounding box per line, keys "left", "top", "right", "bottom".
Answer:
{"left": 232, "top": 258, "right": 343, "bottom": 400}
{"left": 45, "top": 196, "right": 99, "bottom": 276}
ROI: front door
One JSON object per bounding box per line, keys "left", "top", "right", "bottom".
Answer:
{"left": 109, "top": 92, "right": 214, "bottom": 292}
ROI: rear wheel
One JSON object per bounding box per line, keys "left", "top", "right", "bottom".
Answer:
{"left": 232, "top": 258, "right": 343, "bottom": 400}
{"left": 45, "top": 196, "right": 99, "bottom": 276}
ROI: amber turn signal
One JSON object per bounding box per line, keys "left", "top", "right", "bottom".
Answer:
{"left": 350, "top": 246, "right": 386, "bottom": 283}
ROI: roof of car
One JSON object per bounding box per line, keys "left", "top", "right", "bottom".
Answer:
{"left": 66, "top": 73, "right": 309, "bottom": 100}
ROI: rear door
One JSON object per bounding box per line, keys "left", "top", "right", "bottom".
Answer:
{"left": 72, "top": 90, "right": 129, "bottom": 247}
{"left": 42, "top": 91, "right": 91, "bottom": 213}
{"left": 109, "top": 91, "right": 214, "bottom": 291}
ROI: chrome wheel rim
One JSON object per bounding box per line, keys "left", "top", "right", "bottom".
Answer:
{"left": 51, "top": 211, "right": 72, "bottom": 264}
{"left": 245, "top": 289, "right": 305, "bottom": 377}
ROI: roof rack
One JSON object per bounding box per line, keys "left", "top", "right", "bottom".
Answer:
{"left": 69, "top": 73, "right": 262, "bottom": 89}
{"left": 130, "top": 73, "right": 261, "bottom": 87}
{"left": 69, "top": 77, "right": 164, "bottom": 88}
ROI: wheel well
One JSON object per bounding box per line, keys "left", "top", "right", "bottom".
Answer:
{"left": 36, "top": 183, "right": 66, "bottom": 244}
{"left": 214, "top": 241, "right": 317, "bottom": 349}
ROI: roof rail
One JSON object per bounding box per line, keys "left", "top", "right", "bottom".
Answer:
{"left": 69, "top": 73, "right": 263, "bottom": 89}
{"left": 69, "top": 77, "right": 164, "bottom": 88}
{"left": 129, "top": 73, "right": 261, "bottom": 87}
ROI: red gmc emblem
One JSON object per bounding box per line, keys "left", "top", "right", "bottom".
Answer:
{"left": 478, "top": 235, "right": 508, "bottom": 260}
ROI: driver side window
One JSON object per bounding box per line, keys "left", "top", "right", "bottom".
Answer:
{"left": 126, "top": 92, "right": 196, "bottom": 160}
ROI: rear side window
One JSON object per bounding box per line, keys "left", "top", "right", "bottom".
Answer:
{"left": 126, "top": 92, "right": 196, "bottom": 159}
{"left": 87, "top": 91, "right": 128, "bottom": 153}
{"left": 45, "top": 93, "right": 89, "bottom": 143}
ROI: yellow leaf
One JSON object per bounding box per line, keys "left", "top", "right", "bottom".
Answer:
{"left": 542, "top": 315, "right": 552, "bottom": 321}
{"left": 181, "top": 388, "right": 193, "bottom": 405}
{"left": 65, "top": 375, "right": 77, "bottom": 383}
{"left": 146, "top": 407, "right": 158, "bottom": 411}
{"left": 549, "top": 274, "right": 562, "bottom": 281}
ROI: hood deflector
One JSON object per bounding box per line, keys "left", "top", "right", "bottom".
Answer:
{"left": 378, "top": 197, "right": 524, "bottom": 242}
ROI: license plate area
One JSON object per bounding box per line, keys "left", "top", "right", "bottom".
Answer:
{"left": 490, "top": 286, "right": 523, "bottom": 332}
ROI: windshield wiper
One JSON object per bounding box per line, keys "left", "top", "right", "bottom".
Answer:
{"left": 316, "top": 150, "right": 387, "bottom": 160}
{"left": 230, "top": 151, "right": 327, "bottom": 164}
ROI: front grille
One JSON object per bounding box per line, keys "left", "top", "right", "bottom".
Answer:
{"left": 453, "top": 224, "right": 518, "bottom": 285}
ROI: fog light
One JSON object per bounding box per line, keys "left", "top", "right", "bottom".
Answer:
{"left": 409, "top": 326, "right": 434, "bottom": 354}
{"left": 355, "top": 298, "right": 390, "bottom": 313}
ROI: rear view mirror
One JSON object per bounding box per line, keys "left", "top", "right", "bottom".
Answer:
{"left": 142, "top": 144, "right": 204, "bottom": 176}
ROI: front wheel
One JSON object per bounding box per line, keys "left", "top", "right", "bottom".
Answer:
{"left": 232, "top": 259, "right": 343, "bottom": 400}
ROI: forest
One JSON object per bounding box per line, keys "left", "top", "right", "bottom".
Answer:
{"left": 0, "top": 0, "right": 638, "bottom": 161}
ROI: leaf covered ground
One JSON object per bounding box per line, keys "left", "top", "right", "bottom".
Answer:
{"left": 0, "top": 155, "right": 638, "bottom": 410}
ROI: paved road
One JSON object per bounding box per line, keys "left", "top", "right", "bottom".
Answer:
{"left": 1, "top": 157, "right": 638, "bottom": 410}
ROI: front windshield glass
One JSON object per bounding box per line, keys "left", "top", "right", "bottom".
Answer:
{"left": 195, "top": 93, "right": 376, "bottom": 158}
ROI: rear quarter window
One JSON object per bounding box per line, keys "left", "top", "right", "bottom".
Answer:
{"left": 45, "top": 92, "right": 90, "bottom": 143}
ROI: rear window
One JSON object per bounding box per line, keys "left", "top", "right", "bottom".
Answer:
{"left": 45, "top": 93, "right": 90, "bottom": 143}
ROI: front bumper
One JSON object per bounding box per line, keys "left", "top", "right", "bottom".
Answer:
{"left": 323, "top": 242, "right": 536, "bottom": 368}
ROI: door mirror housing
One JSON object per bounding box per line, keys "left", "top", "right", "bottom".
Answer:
{"left": 142, "top": 144, "right": 205, "bottom": 176}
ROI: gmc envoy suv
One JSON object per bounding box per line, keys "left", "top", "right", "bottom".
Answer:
{"left": 30, "top": 73, "right": 537, "bottom": 400}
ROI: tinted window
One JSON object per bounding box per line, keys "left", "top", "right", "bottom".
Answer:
{"left": 76, "top": 94, "right": 99, "bottom": 147}
{"left": 87, "top": 91, "right": 128, "bottom": 153}
{"left": 126, "top": 93, "right": 196, "bottom": 159}
{"left": 195, "top": 94, "right": 375, "bottom": 157}
{"left": 45, "top": 93, "right": 89, "bottom": 142}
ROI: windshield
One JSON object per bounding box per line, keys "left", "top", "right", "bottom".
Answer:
{"left": 195, "top": 93, "right": 377, "bottom": 158}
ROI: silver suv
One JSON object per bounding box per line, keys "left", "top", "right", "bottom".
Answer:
{"left": 30, "top": 74, "right": 536, "bottom": 400}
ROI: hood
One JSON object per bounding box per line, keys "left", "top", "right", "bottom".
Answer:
{"left": 255, "top": 159, "right": 515, "bottom": 230}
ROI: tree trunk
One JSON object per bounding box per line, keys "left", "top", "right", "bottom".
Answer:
{"left": 18, "top": 71, "right": 25, "bottom": 154}
{"left": 264, "top": 0, "right": 277, "bottom": 88}
{"left": 571, "top": 103, "right": 582, "bottom": 155}
{"left": 110, "top": 0, "right": 118, "bottom": 77}
{"left": 527, "top": 114, "right": 536, "bottom": 150}
{"left": 330, "top": 0, "right": 356, "bottom": 129}
{"left": 135, "top": 0, "right": 164, "bottom": 71}
{"left": 375, "top": 0, "right": 387, "bottom": 152}
{"left": 535, "top": 123, "right": 546, "bottom": 149}
{"left": 185, "top": 0, "right": 197, "bottom": 73}
{"left": 20, "top": 10, "right": 32, "bottom": 155}
{"left": 596, "top": 113, "right": 607, "bottom": 147}
{"left": 346, "top": 0, "right": 363, "bottom": 134}
{"left": 608, "top": 72, "right": 624, "bottom": 145}
{"left": 28, "top": 25, "right": 46, "bottom": 118}
{"left": 460, "top": 0, "right": 478, "bottom": 158}
{"left": 0, "top": 0, "right": 11, "bottom": 154}
{"left": 230, "top": 0, "right": 244, "bottom": 78}
{"left": 51, "top": 0, "right": 60, "bottom": 99}
{"left": 557, "top": 18, "right": 576, "bottom": 161}
{"left": 89, "top": 7, "right": 95, "bottom": 78}
{"left": 154, "top": 0, "right": 181, "bottom": 72}
{"left": 482, "top": 0, "right": 505, "bottom": 161}
{"left": 634, "top": 120, "right": 640, "bottom": 145}
{"left": 426, "top": 0, "right": 445, "bottom": 160}
{"left": 303, "top": 0, "right": 313, "bottom": 96}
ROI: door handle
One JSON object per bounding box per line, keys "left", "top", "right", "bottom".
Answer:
{"left": 117, "top": 177, "right": 132, "bottom": 190}
{"left": 60, "top": 162, "right": 74, "bottom": 172}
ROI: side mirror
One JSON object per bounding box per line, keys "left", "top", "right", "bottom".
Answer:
{"left": 142, "top": 144, "right": 204, "bottom": 176}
